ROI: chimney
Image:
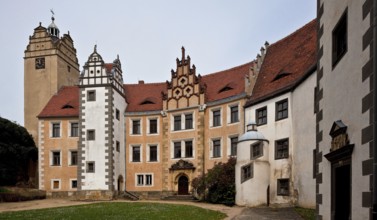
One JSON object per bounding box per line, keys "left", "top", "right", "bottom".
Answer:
{"left": 138, "top": 80, "right": 144, "bottom": 84}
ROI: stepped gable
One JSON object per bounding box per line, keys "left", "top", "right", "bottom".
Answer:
{"left": 245, "top": 19, "right": 317, "bottom": 107}
{"left": 201, "top": 62, "right": 252, "bottom": 102}
{"left": 124, "top": 82, "right": 167, "bottom": 112}
{"left": 38, "top": 86, "right": 79, "bottom": 118}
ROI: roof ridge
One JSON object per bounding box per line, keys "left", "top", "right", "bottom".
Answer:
{"left": 124, "top": 82, "right": 167, "bottom": 86}
{"left": 201, "top": 61, "right": 254, "bottom": 78}
{"left": 268, "top": 19, "right": 316, "bottom": 48}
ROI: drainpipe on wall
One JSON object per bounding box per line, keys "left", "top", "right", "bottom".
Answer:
{"left": 372, "top": 0, "right": 377, "bottom": 218}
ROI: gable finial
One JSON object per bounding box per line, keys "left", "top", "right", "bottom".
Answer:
{"left": 181, "top": 46, "right": 185, "bottom": 60}
{"left": 94, "top": 44, "right": 97, "bottom": 53}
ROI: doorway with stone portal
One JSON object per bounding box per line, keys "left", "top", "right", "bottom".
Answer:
{"left": 178, "top": 175, "right": 189, "bottom": 195}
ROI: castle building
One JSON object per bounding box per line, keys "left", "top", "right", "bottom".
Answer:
{"left": 236, "top": 20, "right": 317, "bottom": 208}
{"left": 315, "top": 0, "right": 376, "bottom": 219}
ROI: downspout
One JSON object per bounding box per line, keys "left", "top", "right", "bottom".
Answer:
{"left": 373, "top": 0, "right": 377, "bottom": 217}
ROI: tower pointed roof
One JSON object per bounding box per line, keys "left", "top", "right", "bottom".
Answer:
{"left": 47, "top": 11, "right": 60, "bottom": 38}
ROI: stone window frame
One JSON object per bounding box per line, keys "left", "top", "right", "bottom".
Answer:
{"left": 70, "top": 179, "right": 78, "bottom": 189}
{"left": 68, "top": 150, "right": 78, "bottom": 166}
{"left": 332, "top": 8, "right": 348, "bottom": 68}
{"left": 135, "top": 173, "right": 154, "bottom": 187}
{"left": 171, "top": 139, "right": 195, "bottom": 159}
{"left": 130, "top": 145, "right": 142, "bottom": 163}
{"left": 211, "top": 108, "right": 222, "bottom": 127}
{"left": 148, "top": 117, "right": 158, "bottom": 135}
{"left": 211, "top": 138, "right": 222, "bottom": 158}
{"left": 131, "top": 118, "right": 142, "bottom": 135}
{"left": 51, "top": 122, "right": 61, "bottom": 138}
{"left": 147, "top": 144, "right": 159, "bottom": 162}
{"left": 229, "top": 104, "right": 240, "bottom": 124}
{"left": 51, "top": 179, "right": 61, "bottom": 190}
{"left": 69, "top": 121, "right": 79, "bottom": 137}
{"left": 171, "top": 112, "right": 195, "bottom": 132}
{"left": 229, "top": 135, "right": 238, "bottom": 156}
{"left": 50, "top": 150, "right": 61, "bottom": 166}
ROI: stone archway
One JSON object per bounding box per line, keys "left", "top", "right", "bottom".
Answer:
{"left": 178, "top": 175, "right": 189, "bottom": 195}
{"left": 117, "top": 175, "right": 124, "bottom": 191}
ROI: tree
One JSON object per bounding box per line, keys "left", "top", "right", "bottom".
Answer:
{"left": 0, "top": 117, "right": 37, "bottom": 186}
{"left": 192, "top": 157, "right": 236, "bottom": 206}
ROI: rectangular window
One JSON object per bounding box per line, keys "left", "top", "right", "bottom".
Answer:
{"left": 52, "top": 180, "right": 60, "bottom": 189}
{"left": 256, "top": 107, "right": 267, "bottom": 125}
{"left": 87, "top": 90, "right": 96, "bottom": 101}
{"left": 230, "top": 137, "right": 238, "bottom": 156}
{"left": 116, "top": 141, "right": 120, "bottom": 152}
{"left": 149, "top": 145, "right": 158, "bottom": 162}
{"left": 116, "top": 109, "right": 120, "bottom": 120}
{"left": 70, "top": 150, "right": 78, "bottom": 166}
{"left": 146, "top": 174, "right": 152, "bottom": 186}
{"left": 185, "top": 114, "right": 193, "bottom": 129}
{"left": 275, "top": 138, "right": 289, "bottom": 159}
{"left": 70, "top": 122, "right": 79, "bottom": 137}
{"left": 230, "top": 106, "right": 239, "bottom": 123}
{"left": 71, "top": 180, "right": 77, "bottom": 189}
{"left": 86, "top": 161, "right": 95, "bottom": 173}
{"left": 87, "top": 130, "right": 95, "bottom": 140}
{"left": 276, "top": 99, "right": 288, "bottom": 120}
{"left": 251, "top": 142, "right": 263, "bottom": 159}
{"left": 137, "top": 175, "right": 144, "bottom": 186}
{"left": 241, "top": 163, "right": 253, "bottom": 183}
{"left": 132, "top": 146, "right": 141, "bottom": 162}
{"left": 213, "top": 110, "right": 221, "bottom": 127}
{"left": 132, "top": 120, "right": 141, "bottom": 135}
{"left": 213, "top": 139, "right": 221, "bottom": 158}
{"left": 277, "top": 179, "right": 290, "bottom": 196}
{"left": 52, "top": 151, "right": 61, "bottom": 166}
{"left": 332, "top": 8, "right": 347, "bottom": 67}
{"left": 149, "top": 119, "right": 157, "bottom": 134}
{"left": 174, "top": 115, "right": 181, "bottom": 131}
{"left": 185, "top": 141, "right": 193, "bottom": 158}
{"left": 52, "top": 123, "right": 60, "bottom": 137}
{"left": 174, "top": 142, "right": 181, "bottom": 158}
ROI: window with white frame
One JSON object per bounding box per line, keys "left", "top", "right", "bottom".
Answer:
{"left": 172, "top": 113, "right": 194, "bottom": 131}
{"left": 51, "top": 151, "right": 61, "bottom": 166}
{"left": 185, "top": 113, "right": 193, "bottom": 129}
{"left": 230, "top": 137, "right": 238, "bottom": 156}
{"left": 172, "top": 140, "right": 194, "bottom": 159}
{"left": 212, "top": 109, "right": 221, "bottom": 127}
{"left": 69, "top": 150, "right": 78, "bottom": 166}
{"left": 174, "top": 142, "right": 181, "bottom": 158}
{"left": 212, "top": 139, "right": 221, "bottom": 158}
{"left": 51, "top": 179, "right": 61, "bottom": 190}
{"left": 132, "top": 119, "right": 141, "bottom": 135}
{"left": 131, "top": 145, "right": 141, "bottom": 162}
{"left": 70, "top": 122, "right": 79, "bottom": 137}
{"left": 149, "top": 118, "right": 158, "bottom": 134}
{"left": 71, "top": 179, "right": 78, "bottom": 189}
{"left": 136, "top": 174, "right": 153, "bottom": 186}
{"left": 174, "top": 115, "right": 182, "bottom": 131}
{"left": 148, "top": 145, "right": 158, "bottom": 162}
{"left": 51, "top": 122, "right": 61, "bottom": 138}
{"left": 229, "top": 105, "right": 239, "bottom": 123}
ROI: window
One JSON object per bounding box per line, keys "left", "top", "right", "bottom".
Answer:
{"left": 52, "top": 151, "right": 61, "bottom": 166}
{"left": 275, "top": 138, "right": 289, "bottom": 159}
{"left": 87, "top": 130, "right": 95, "bottom": 140}
{"left": 277, "top": 179, "right": 289, "bottom": 196}
{"left": 185, "top": 114, "right": 193, "bottom": 129}
{"left": 251, "top": 142, "right": 263, "bottom": 159}
{"left": 71, "top": 180, "right": 77, "bottom": 189}
{"left": 132, "top": 146, "right": 141, "bottom": 162}
{"left": 174, "top": 115, "right": 181, "bottom": 131}
{"left": 116, "top": 109, "right": 120, "bottom": 120}
{"left": 174, "top": 142, "right": 181, "bottom": 158}
{"left": 149, "top": 119, "right": 157, "bottom": 134}
{"left": 213, "top": 139, "right": 221, "bottom": 158}
{"left": 149, "top": 145, "right": 158, "bottom": 162}
{"left": 86, "top": 161, "right": 95, "bottom": 173}
{"left": 256, "top": 107, "right": 267, "bottom": 125}
{"left": 70, "top": 122, "right": 79, "bottom": 137}
{"left": 52, "top": 123, "right": 60, "bottom": 138}
{"left": 332, "top": 9, "right": 347, "bottom": 67}
{"left": 230, "top": 137, "right": 238, "bottom": 156}
{"left": 185, "top": 141, "right": 193, "bottom": 158}
{"left": 70, "top": 150, "right": 78, "bottom": 166}
{"left": 132, "top": 120, "right": 141, "bottom": 135}
{"left": 87, "top": 90, "right": 96, "bottom": 101}
{"left": 146, "top": 174, "right": 153, "bottom": 186}
{"left": 137, "top": 175, "right": 144, "bottom": 186}
{"left": 213, "top": 110, "right": 221, "bottom": 127}
{"left": 52, "top": 180, "right": 60, "bottom": 190}
{"left": 67, "top": 65, "right": 71, "bottom": 72}
{"left": 276, "top": 99, "right": 288, "bottom": 120}
{"left": 116, "top": 141, "right": 120, "bottom": 152}
{"left": 241, "top": 163, "right": 253, "bottom": 183}
{"left": 230, "top": 105, "right": 239, "bottom": 123}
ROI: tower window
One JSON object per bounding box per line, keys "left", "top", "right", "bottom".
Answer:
{"left": 67, "top": 65, "right": 71, "bottom": 72}
{"left": 87, "top": 90, "right": 96, "bottom": 101}
{"left": 332, "top": 8, "right": 348, "bottom": 67}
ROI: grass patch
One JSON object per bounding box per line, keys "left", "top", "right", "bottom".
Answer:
{"left": 0, "top": 202, "right": 227, "bottom": 220}
{"left": 295, "top": 207, "right": 315, "bottom": 220}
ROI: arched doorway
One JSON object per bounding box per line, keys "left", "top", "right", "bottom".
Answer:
{"left": 178, "top": 175, "right": 189, "bottom": 195}
{"left": 117, "top": 175, "right": 124, "bottom": 192}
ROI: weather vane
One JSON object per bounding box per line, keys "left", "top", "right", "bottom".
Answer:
{"left": 50, "top": 9, "right": 55, "bottom": 17}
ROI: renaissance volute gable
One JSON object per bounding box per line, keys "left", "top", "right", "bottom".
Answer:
{"left": 164, "top": 47, "right": 205, "bottom": 110}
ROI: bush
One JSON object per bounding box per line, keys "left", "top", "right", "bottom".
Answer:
{"left": 192, "top": 157, "right": 236, "bottom": 206}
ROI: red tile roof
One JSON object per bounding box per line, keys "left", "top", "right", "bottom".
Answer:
{"left": 38, "top": 86, "right": 79, "bottom": 118}
{"left": 245, "top": 19, "right": 317, "bottom": 107}
{"left": 201, "top": 62, "right": 252, "bottom": 102}
{"left": 124, "top": 82, "right": 167, "bottom": 112}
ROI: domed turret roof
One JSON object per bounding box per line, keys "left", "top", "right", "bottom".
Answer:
{"left": 48, "top": 16, "right": 60, "bottom": 38}
{"left": 239, "top": 120, "right": 267, "bottom": 142}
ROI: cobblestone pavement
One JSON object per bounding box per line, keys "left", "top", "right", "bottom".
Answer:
{"left": 232, "top": 206, "right": 304, "bottom": 220}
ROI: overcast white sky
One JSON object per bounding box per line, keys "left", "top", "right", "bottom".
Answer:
{"left": 0, "top": 0, "right": 316, "bottom": 125}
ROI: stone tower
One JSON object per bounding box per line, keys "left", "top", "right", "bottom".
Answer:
{"left": 24, "top": 15, "right": 79, "bottom": 144}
